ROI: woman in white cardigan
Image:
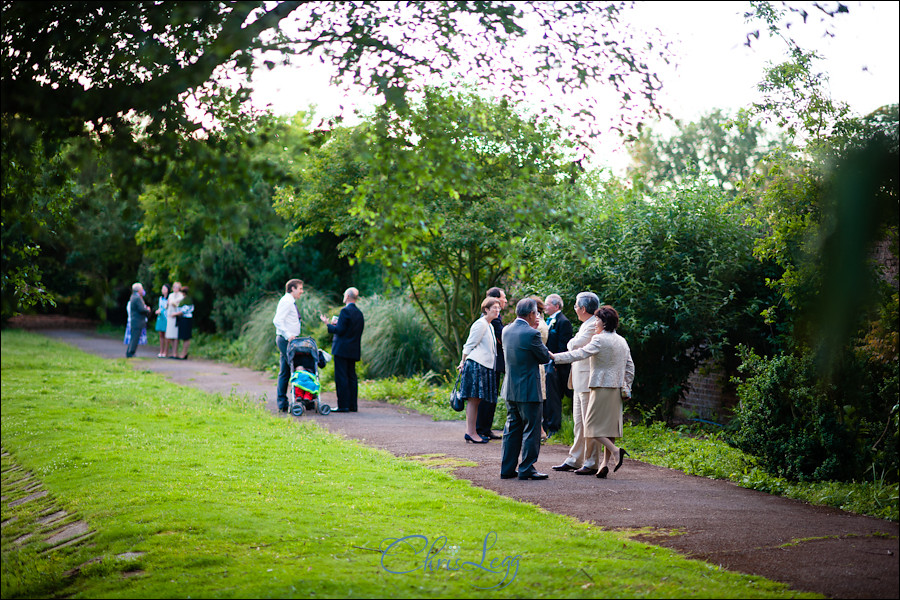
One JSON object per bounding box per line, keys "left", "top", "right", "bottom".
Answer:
{"left": 551, "top": 305, "right": 635, "bottom": 478}
{"left": 457, "top": 297, "right": 502, "bottom": 444}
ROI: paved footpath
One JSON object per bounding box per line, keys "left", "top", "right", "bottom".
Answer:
{"left": 38, "top": 329, "right": 900, "bottom": 598}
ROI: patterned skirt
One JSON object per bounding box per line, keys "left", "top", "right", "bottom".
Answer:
{"left": 459, "top": 359, "right": 497, "bottom": 403}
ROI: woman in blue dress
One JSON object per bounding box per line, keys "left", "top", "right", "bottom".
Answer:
{"left": 154, "top": 284, "right": 169, "bottom": 357}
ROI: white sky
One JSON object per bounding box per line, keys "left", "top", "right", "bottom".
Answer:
{"left": 250, "top": 1, "right": 900, "bottom": 171}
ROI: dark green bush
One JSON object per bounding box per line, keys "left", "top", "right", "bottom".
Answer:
{"left": 730, "top": 345, "right": 899, "bottom": 483}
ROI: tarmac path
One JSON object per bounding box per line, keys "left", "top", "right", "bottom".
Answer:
{"left": 33, "top": 328, "right": 900, "bottom": 598}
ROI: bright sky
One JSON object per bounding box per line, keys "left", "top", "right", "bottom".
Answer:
{"left": 250, "top": 1, "right": 900, "bottom": 170}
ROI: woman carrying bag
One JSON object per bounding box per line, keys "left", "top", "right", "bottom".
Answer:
{"left": 457, "top": 297, "right": 501, "bottom": 444}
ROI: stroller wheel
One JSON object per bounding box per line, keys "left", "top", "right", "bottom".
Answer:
{"left": 290, "top": 404, "right": 304, "bottom": 417}
{"left": 318, "top": 404, "right": 331, "bottom": 416}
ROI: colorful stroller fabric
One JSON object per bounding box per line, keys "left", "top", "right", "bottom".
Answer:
{"left": 290, "top": 368, "right": 320, "bottom": 395}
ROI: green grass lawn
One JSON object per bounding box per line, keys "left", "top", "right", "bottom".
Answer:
{"left": 2, "top": 330, "right": 818, "bottom": 598}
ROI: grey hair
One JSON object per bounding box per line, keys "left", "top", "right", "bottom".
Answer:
{"left": 132, "top": 282, "right": 142, "bottom": 292}
{"left": 515, "top": 297, "right": 538, "bottom": 318}
{"left": 575, "top": 292, "right": 599, "bottom": 315}
{"left": 545, "top": 293, "right": 563, "bottom": 309}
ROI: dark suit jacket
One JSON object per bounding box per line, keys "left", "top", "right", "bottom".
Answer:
{"left": 129, "top": 292, "right": 150, "bottom": 329}
{"left": 327, "top": 302, "right": 364, "bottom": 360}
{"left": 501, "top": 318, "right": 552, "bottom": 404}
{"left": 546, "top": 311, "right": 573, "bottom": 354}
{"left": 491, "top": 316, "right": 505, "bottom": 373}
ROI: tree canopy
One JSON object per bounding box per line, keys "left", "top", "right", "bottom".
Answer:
{"left": 2, "top": 1, "right": 666, "bottom": 320}
{"left": 276, "top": 87, "right": 579, "bottom": 360}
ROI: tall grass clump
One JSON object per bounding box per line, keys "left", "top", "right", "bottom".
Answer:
{"left": 357, "top": 294, "right": 441, "bottom": 378}
{"left": 238, "top": 288, "right": 331, "bottom": 370}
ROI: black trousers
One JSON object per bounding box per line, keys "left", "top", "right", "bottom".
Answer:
{"left": 542, "top": 364, "right": 562, "bottom": 435}
{"left": 500, "top": 400, "right": 543, "bottom": 477}
{"left": 333, "top": 356, "right": 358, "bottom": 411}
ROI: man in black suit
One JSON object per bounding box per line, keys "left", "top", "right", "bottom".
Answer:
{"left": 500, "top": 298, "right": 553, "bottom": 480}
{"left": 320, "top": 287, "right": 365, "bottom": 412}
{"left": 543, "top": 293, "right": 573, "bottom": 436}
{"left": 476, "top": 286, "right": 506, "bottom": 440}
{"left": 125, "top": 282, "right": 151, "bottom": 358}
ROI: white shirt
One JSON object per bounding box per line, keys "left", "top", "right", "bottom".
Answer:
{"left": 273, "top": 293, "right": 301, "bottom": 339}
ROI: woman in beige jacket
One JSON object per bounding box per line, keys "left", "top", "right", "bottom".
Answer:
{"left": 552, "top": 305, "right": 635, "bottom": 478}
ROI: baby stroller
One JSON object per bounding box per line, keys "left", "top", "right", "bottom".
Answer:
{"left": 287, "top": 337, "right": 332, "bottom": 416}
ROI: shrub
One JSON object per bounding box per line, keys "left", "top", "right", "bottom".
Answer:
{"left": 356, "top": 294, "right": 441, "bottom": 378}
{"left": 729, "top": 345, "right": 899, "bottom": 483}
{"left": 238, "top": 288, "right": 330, "bottom": 371}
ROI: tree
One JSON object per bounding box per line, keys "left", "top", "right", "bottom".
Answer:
{"left": 2, "top": 1, "right": 666, "bottom": 318}
{"left": 627, "top": 109, "right": 785, "bottom": 194}
{"left": 276, "top": 88, "right": 579, "bottom": 362}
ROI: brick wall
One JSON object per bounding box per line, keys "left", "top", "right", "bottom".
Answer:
{"left": 873, "top": 236, "right": 899, "bottom": 289}
{"left": 675, "top": 362, "right": 737, "bottom": 423}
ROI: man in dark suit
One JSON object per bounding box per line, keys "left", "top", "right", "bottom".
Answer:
{"left": 543, "top": 293, "right": 573, "bottom": 436}
{"left": 125, "top": 282, "right": 151, "bottom": 358}
{"left": 500, "top": 298, "right": 553, "bottom": 480}
{"left": 320, "top": 287, "right": 365, "bottom": 412}
{"left": 476, "top": 286, "right": 506, "bottom": 440}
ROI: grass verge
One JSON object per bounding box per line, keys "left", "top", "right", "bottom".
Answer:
{"left": 2, "top": 330, "right": 814, "bottom": 599}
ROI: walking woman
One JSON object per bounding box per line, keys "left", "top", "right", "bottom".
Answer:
{"left": 457, "top": 297, "right": 501, "bottom": 444}
{"left": 551, "top": 305, "right": 635, "bottom": 477}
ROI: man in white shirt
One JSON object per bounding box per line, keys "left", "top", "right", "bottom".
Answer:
{"left": 273, "top": 278, "right": 304, "bottom": 412}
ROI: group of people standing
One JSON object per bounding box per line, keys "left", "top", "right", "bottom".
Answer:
{"left": 124, "top": 280, "right": 192, "bottom": 359}
{"left": 457, "top": 289, "right": 635, "bottom": 481}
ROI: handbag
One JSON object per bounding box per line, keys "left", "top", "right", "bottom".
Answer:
{"left": 449, "top": 375, "right": 465, "bottom": 412}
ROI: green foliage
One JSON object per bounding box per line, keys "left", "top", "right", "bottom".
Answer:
{"left": 278, "top": 87, "right": 579, "bottom": 364}
{"left": 132, "top": 114, "right": 361, "bottom": 336}
{"left": 234, "top": 289, "right": 331, "bottom": 371}
{"left": 0, "top": 122, "right": 73, "bottom": 321}
{"left": 357, "top": 295, "right": 442, "bottom": 378}
{"left": 627, "top": 422, "right": 897, "bottom": 521}
{"left": 3, "top": 1, "right": 667, "bottom": 322}
{"left": 533, "top": 177, "right": 775, "bottom": 422}
{"left": 627, "top": 109, "right": 786, "bottom": 194}
{"left": 729, "top": 346, "right": 899, "bottom": 484}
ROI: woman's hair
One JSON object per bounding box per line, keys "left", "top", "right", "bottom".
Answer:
{"left": 481, "top": 297, "right": 501, "bottom": 314}
{"left": 530, "top": 295, "right": 545, "bottom": 313}
{"left": 595, "top": 305, "right": 619, "bottom": 332}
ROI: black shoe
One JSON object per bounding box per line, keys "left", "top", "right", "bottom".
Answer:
{"left": 518, "top": 471, "right": 549, "bottom": 480}
{"left": 465, "top": 434, "right": 488, "bottom": 444}
{"left": 332, "top": 408, "right": 350, "bottom": 413}
{"left": 500, "top": 473, "right": 517, "bottom": 480}
{"left": 596, "top": 466, "right": 609, "bottom": 479}
{"left": 484, "top": 431, "right": 502, "bottom": 440}
{"left": 574, "top": 467, "right": 598, "bottom": 475}
{"left": 614, "top": 448, "right": 629, "bottom": 472}
{"left": 552, "top": 463, "right": 577, "bottom": 472}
